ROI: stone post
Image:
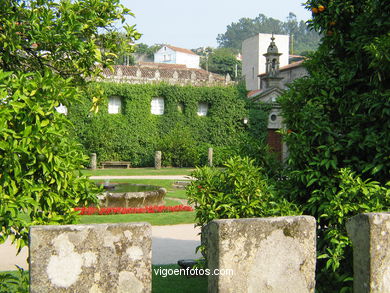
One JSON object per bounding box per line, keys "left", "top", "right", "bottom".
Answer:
{"left": 208, "top": 148, "right": 213, "bottom": 167}
{"left": 29, "top": 223, "right": 152, "bottom": 293}
{"left": 155, "top": 151, "right": 162, "bottom": 170}
{"left": 90, "top": 153, "right": 97, "bottom": 170}
{"left": 204, "top": 216, "right": 317, "bottom": 293}
{"left": 346, "top": 213, "right": 390, "bottom": 293}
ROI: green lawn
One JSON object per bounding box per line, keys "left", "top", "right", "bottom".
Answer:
{"left": 81, "top": 167, "right": 195, "bottom": 176}
{"left": 153, "top": 265, "right": 207, "bottom": 293}
{"left": 78, "top": 211, "right": 196, "bottom": 225}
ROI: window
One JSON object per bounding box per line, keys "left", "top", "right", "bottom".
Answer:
{"left": 108, "top": 96, "right": 122, "bottom": 114}
{"left": 151, "top": 97, "right": 164, "bottom": 115}
{"left": 55, "top": 104, "right": 68, "bottom": 115}
{"left": 197, "top": 102, "right": 209, "bottom": 116}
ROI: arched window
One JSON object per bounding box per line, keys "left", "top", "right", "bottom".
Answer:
{"left": 151, "top": 97, "right": 164, "bottom": 115}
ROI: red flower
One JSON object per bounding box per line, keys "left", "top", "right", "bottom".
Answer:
{"left": 74, "top": 205, "right": 193, "bottom": 215}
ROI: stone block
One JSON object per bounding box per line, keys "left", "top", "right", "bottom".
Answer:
{"left": 29, "top": 222, "right": 152, "bottom": 293}
{"left": 204, "top": 216, "right": 316, "bottom": 293}
{"left": 346, "top": 212, "right": 390, "bottom": 293}
{"left": 155, "top": 151, "right": 162, "bottom": 170}
{"left": 90, "top": 153, "right": 97, "bottom": 170}
{"left": 208, "top": 148, "right": 213, "bottom": 167}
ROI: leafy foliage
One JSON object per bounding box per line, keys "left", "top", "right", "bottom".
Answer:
{"left": 200, "top": 48, "right": 242, "bottom": 80}
{"left": 0, "top": 0, "right": 140, "bottom": 82}
{"left": 157, "top": 125, "right": 199, "bottom": 167}
{"left": 310, "top": 169, "right": 390, "bottom": 292}
{"left": 0, "top": 0, "right": 138, "bottom": 250}
{"left": 186, "top": 156, "right": 299, "bottom": 261}
{"left": 0, "top": 70, "right": 99, "bottom": 250}
{"left": 134, "top": 43, "right": 162, "bottom": 59}
{"left": 217, "top": 13, "right": 321, "bottom": 54}
{"left": 68, "top": 83, "right": 269, "bottom": 167}
{"left": 0, "top": 266, "right": 29, "bottom": 293}
{"left": 187, "top": 156, "right": 299, "bottom": 228}
{"left": 279, "top": 0, "right": 390, "bottom": 291}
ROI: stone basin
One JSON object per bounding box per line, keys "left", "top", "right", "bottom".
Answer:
{"left": 97, "top": 183, "right": 167, "bottom": 208}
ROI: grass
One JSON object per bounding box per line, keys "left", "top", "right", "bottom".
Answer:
{"left": 78, "top": 211, "right": 196, "bottom": 225}
{"left": 164, "top": 198, "right": 182, "bottom": 206}
{"left": 81, "top": 177, "right": 194, "bottom": 226}
{"left": 153, "top": 264, "right": 207, "bottom": 293}
{"left": 81, "top": 167, "right": 195, "bottom": 177}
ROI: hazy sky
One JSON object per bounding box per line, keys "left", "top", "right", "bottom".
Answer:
{"left": 121, "top": 0, "right": 311, "bottom": 49}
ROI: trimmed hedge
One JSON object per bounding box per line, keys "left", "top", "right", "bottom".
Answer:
{"left": 68, "top": 82, "right": 268, "bottom": 167}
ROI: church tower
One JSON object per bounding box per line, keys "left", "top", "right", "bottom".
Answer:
{"left": 262, "top": 35, "right": 283, "bottom": 89}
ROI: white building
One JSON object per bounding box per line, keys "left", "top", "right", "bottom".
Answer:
{"left": 154, "top": 45, "right": 200, "bottom": 69}
{"left": 242, "top": 34, "right": 289, "bottom": 90}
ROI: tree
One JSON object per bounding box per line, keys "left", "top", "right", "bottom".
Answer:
{"left": 134, "top": 43, "right": 162, "bottom": 59}
{"left": 0, "top": 0, "right": 140, "bottom": 250}
{"left": 217, "top": 13, "right": 320, "bottom": 54}
{"left": 279, "top": 0, "right": 390, "bottom": 291}
{"left": 200, "top": 48, "right": 241, "bottom": 79}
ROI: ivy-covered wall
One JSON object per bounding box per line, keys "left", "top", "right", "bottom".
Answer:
{"left": 68, "top": 82, "right": 268, "bottom": 167}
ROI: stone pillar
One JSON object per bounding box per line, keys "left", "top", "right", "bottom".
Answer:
{"left": 155, "top": 151, "right": 162, "bottom": 170}
{"left": 29, "top": 223, "right": 152, "bottom": 293}
{"left": 90, "top": 153, "right": 97, "bottom": 170}
{"left": 204, "top": 216, "right": 316, "bottom": 293}
{"left": 346, "top": 213, "right": 390, "bottom": 293}
{"left": 208, "top": 148, "right": 213, "bottom": 167}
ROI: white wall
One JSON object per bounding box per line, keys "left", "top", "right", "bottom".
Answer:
{"left": 175, "top": 51, "right": 200, "bottom": 69}
{"left": 154, "top": 46, "right": 176, "bottom": 64}
{"left": 242, "top": 34, "right": 290, "bottom": 91}
{"left": 154, "top": 46, "right": 200, "bottom": 69}
{"left": 242, "top": 36, "right": 260, "bottom": 91}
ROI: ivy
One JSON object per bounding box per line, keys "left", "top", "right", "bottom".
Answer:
{"left": 69, "top": 82, "right": 268, "bottom": 167}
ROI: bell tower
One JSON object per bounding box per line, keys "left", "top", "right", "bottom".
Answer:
{"left": 262, "top": 34, "right": 283, "bottom": 89}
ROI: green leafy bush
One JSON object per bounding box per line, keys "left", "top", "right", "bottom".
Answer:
{"left": 187, "top": 156, "right": 299, "bottom": 227}
{"left": 0, "top": 267, "right": 29, "bottom": 293}
{"left": 157, "top": 125, "right": 199, "bottom": 167}
{"left": 309, "top": 169, "right": 390, "bottom": 292}
{"left": 186, "top": 156, "right": 299, "bottom": 261}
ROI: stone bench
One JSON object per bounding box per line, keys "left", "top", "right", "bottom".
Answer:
{"left": 101, "top": 161, "right": 131, "bottom": 169}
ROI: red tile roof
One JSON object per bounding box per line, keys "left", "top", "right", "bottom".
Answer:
{"left": 138, "top": 62, "right": 187, "bottom": 69}
{"left": 100, "top": 65, "right": 227, "bottom": 84}
{"left": 165, "top": 45, "right": 198, "bottom": 56}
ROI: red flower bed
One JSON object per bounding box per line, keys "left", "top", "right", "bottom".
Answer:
{"left": 75, "top": 205, "right": 193, "bottom": 215}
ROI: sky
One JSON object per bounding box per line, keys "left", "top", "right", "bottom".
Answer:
{"left": 121, "top": 0, "right": 311, "bottom": 49}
